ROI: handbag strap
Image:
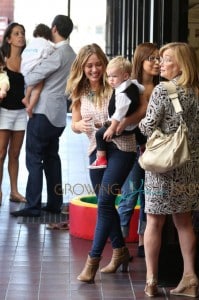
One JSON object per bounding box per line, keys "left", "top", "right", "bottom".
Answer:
{"left": 162, "top": 81, "right": 183, "bottom": 114}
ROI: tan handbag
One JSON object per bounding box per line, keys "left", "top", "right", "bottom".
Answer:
{"left": 138, "top": 81, "right": 191, "bottom": 173}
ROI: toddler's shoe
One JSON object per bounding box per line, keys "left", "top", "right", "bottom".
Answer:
{"left": 89, "top": 157, "right": 107, "bottom": 169}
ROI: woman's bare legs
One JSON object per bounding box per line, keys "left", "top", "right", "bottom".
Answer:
{"left": 144, "top": 213, "right": 166, "bottom": 280}
{"left": 144, "top": 213, "right": 166, "bottom": 296}
{"left": 8, "top": 130, "right": 25, "bottom": 201}
{"left": 170, "top": 212, "right": 199, "bottom": 297}
{"left": 0, "top": 130, "right": 11, "bottom": 203}
{"left": 172, "top": 212, "right": 196, "bottom": 276}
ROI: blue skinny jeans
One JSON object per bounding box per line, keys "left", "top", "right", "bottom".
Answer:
{"left": 118, "top": 149, "right": 146, "bottom": 235}
{"left": 89, "top": 142, "right": 136, "bottom": 258}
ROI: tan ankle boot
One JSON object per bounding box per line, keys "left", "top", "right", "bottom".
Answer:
{"left": 77, "top": 255, "right": 101, "bottom": 283}
{"left": 170, "top": 274, "right": 199, "bottom": 298}
{"left": 100, "top": 246, "right": 130, "bottom": 273}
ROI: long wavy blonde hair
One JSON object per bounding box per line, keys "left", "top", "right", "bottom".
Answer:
{"left": 66, "top": 43, "right": 112, "bottom": 108}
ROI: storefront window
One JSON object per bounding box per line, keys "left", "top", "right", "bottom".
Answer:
{"left": 14, "top": 0, "right": 106, "bottom": 52}
{"left": 188, "top": 0, "right": 199, "bottom": 61}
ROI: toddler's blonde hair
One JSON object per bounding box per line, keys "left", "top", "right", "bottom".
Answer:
{"left": 107, "top": 56, "right": 132, "bottom": 76}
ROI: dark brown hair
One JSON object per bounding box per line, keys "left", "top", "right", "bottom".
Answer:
{"left": 1, "top": 22, "right": 26, "bottom": 58}
{"left": 33, "top": 23, "right": 52, "bottom": 41}
{"left": 132, "top": 42, "right": 159, "bottom": 85}
{"left": 51, "top": 15, "right": 73, "bottom": 39}
{"left": 0, "top": 50, "right": 5, "bottom": 66}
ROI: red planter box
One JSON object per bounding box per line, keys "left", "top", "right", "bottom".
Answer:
{"left": 69, "top": 195, "right": 139, "bottom": 243}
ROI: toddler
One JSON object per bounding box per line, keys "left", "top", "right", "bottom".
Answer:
{"left": 21, "top": 23, "right": 55, "bottom": 117}
{"left": 89, "top": 56, "right": 144, "bottom": 169}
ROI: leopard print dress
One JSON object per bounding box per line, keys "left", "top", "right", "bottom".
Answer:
{"left": 139, "top": 80, "right": 199, "bottom": 214}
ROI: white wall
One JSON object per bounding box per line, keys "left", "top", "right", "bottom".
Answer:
{"left": 14, "top": 0, "right": 106, "bottom": 52}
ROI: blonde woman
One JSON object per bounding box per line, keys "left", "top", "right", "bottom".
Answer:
{"left": 140, "top": 42, "right": 199, "bottom": 297}
{"left": 66, "top": 43, "right": 144, "bottom": 283}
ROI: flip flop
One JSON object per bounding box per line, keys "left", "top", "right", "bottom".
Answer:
{"left": 46, "top": 222, "right": 69, "bottom": 230}
{"left": 10, "top": 194, "right": 27, "bottom": 203}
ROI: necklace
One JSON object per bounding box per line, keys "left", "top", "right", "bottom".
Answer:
{"left": 87, "top": 90, "right": 96, "bottom": 102}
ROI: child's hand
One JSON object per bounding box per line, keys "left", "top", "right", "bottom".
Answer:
{"left": 81, "top": 118, "right": 94, "bottom": 133}
{"left": 103, "top": 127, "right": 115, "bottom": 141}
{"left": 116, "top": 119, "right": 126, "bottom": 135}
{"left": 0, "top": 90, "right": 7, "bottom": 99}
